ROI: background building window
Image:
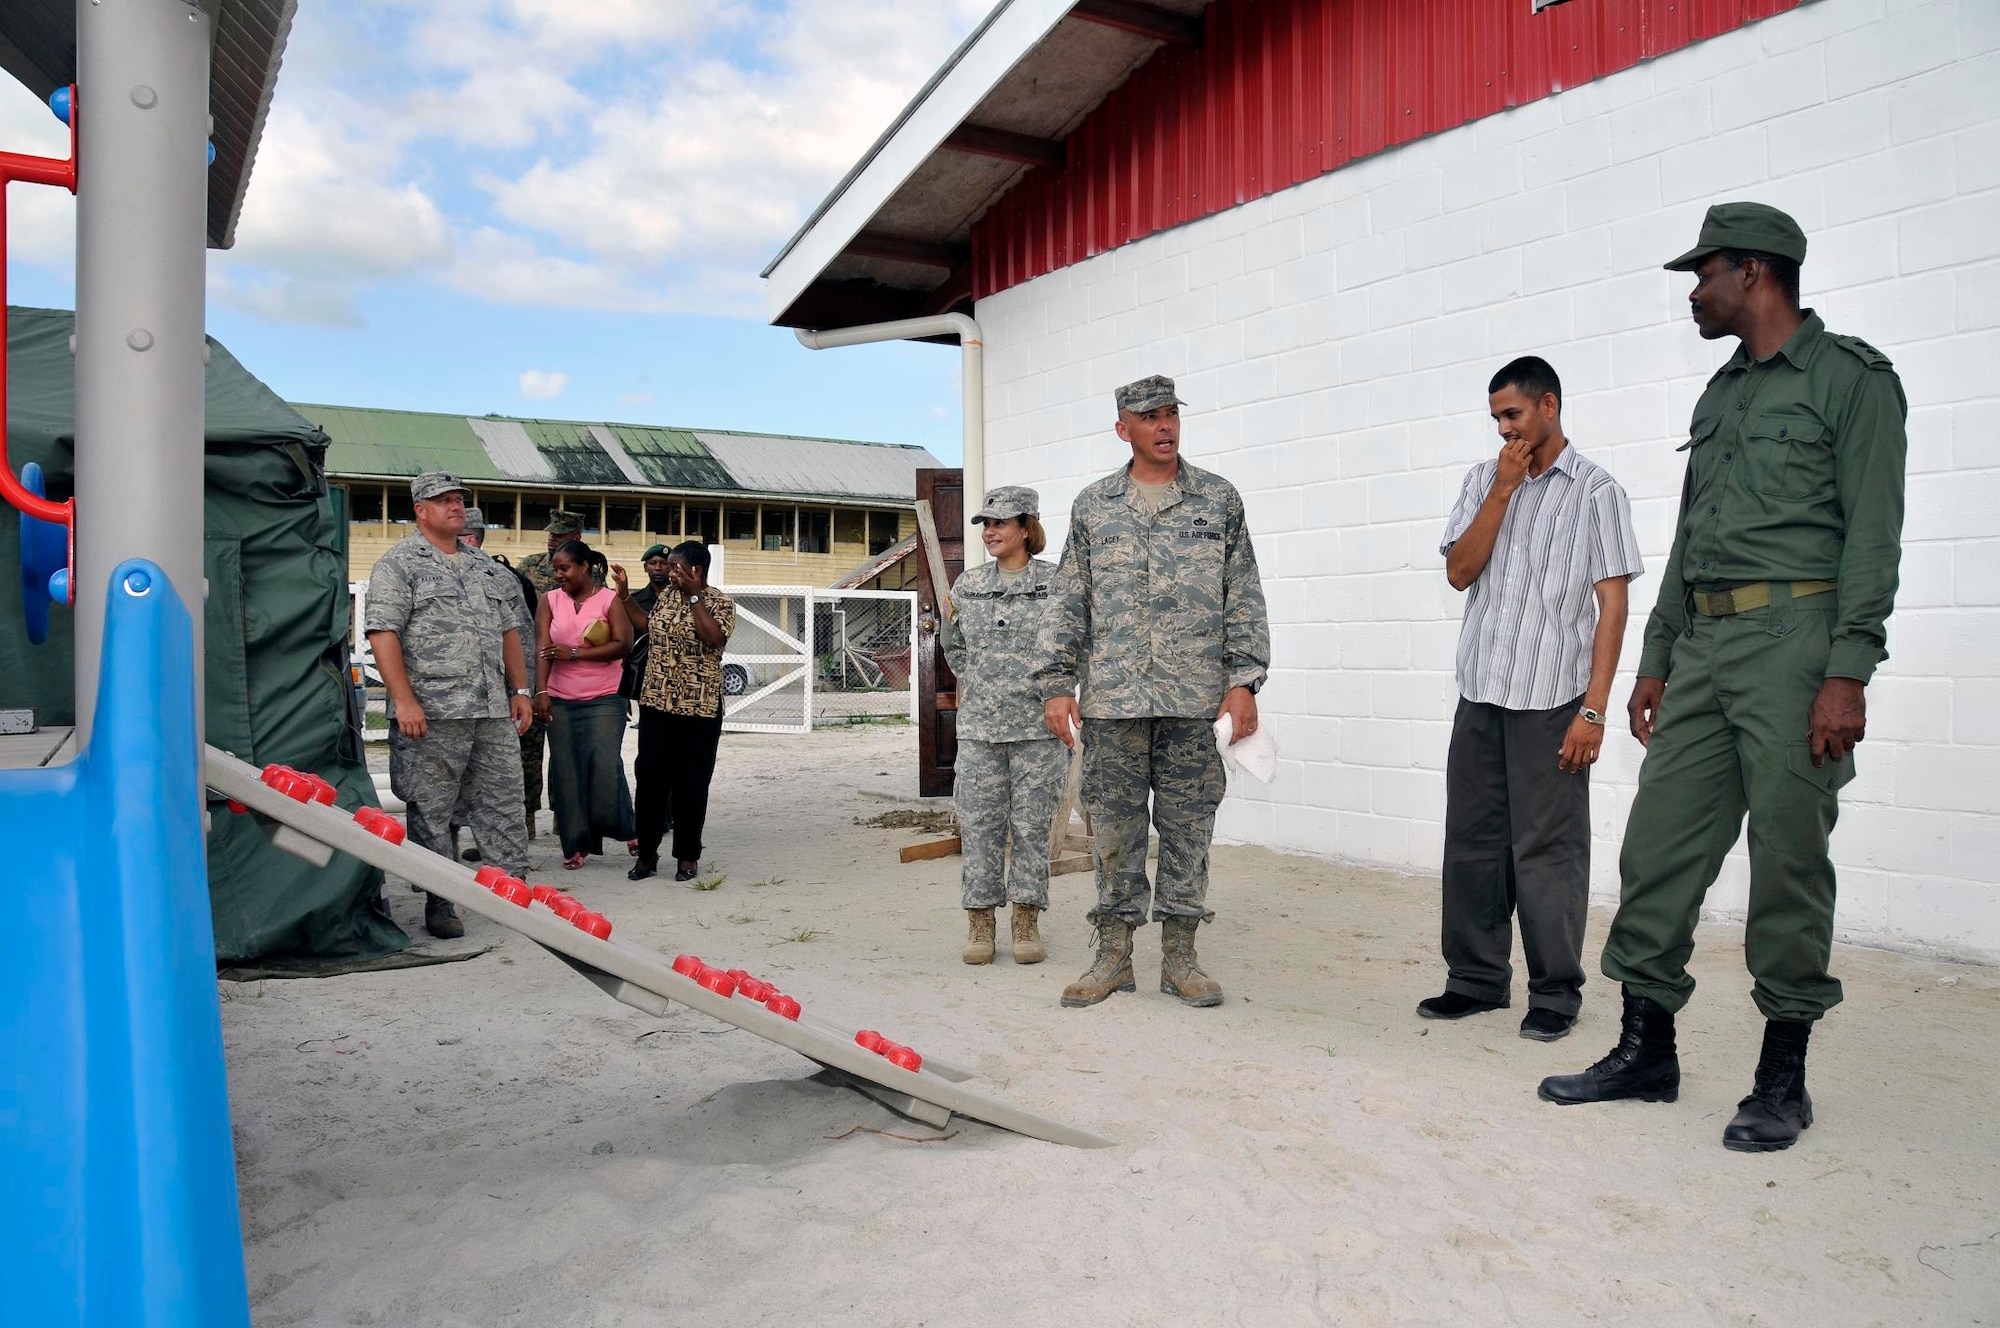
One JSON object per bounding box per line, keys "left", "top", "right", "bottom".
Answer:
{"left": 520, "top": 496, "right": 556, "bottom": 535}
{"left": 762, "top": 505, "right": 794, "bottom": 551}
{"left": 799, "top": 509, "right": 830, "bottom": 554}
{"left": 470, "top": 490, "right": 510, "bottom": 529}
{"left": 349, "top": 485, "right": 383, "bottom": 523}
{"left": 868, "top": 510, "right": 899, "bottom": 555}
{"left": 607, "top": 501, "right": 642, "bottom": 534}
{"left": 835, "top": 508, "right": 867, "bottom": 545}
{"left": 688, "top": 505, "right": 719, "bottom": 544}
{"left": 725, "top": 506, "right": 758, "bottom": 541}
{"left": 387, "top": 490, "right": 416, "bottom": 524}
{"left": 647, "top": 500, "right": 681, "bottom": 538}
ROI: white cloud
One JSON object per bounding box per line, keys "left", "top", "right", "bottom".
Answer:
{"left": 200, "top": 1, "right": 998, "bottom": 324}
{"left": 518, "top": 368, "right": 568, "bottom": 399}
{"left": 0, "top": 76, "right": 76, "bottom": 276}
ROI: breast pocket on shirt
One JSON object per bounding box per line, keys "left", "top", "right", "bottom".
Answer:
{"left": 1743, "top": 411, "right": 1833, "bottom": 502}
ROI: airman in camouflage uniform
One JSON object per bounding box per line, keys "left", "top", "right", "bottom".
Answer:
{"left": 365, "top": 473, "right": 535, "bottom": 937}
{"left": 450, "top": 507, "right": 537, "bottom": 862}
{"left": 1038, "top": 376, "right": 1270, "bottom": 1009}
{"left": 513, "top": 509, "right": 587, "bottom": 838}
{"left": 941, "top": 485, "right": 1068, "bottom": 966}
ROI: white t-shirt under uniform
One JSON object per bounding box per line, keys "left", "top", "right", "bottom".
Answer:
{"left": 1439, "top": 444, "right": 1645, "bottom": 713}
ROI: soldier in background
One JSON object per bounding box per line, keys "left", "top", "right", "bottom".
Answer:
{"left": 450, "top": 507, "right": 538, "bottom": 863}
{"left": 514, "top": 510, "right": 587, "bottom": 840}
{"left": 941, "top": 486, "right": 1066, "bottom": 966}
{"left": 364, "top": 473, "right": 534, "bottom": 937}
{"left": 1039, "top": 375, "right": 1270, "bottom": 1009}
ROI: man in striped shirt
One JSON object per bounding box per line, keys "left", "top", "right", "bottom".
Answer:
{"left": 1421, "top": 356, "right": 1644, "bottom": 1042}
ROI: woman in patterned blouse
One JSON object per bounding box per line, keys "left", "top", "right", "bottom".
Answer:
{"left": 614, "top": 540, "right": 736, "bottom": 881}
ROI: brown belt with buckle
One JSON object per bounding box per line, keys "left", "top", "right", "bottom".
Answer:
{"left": 1690, "top": 580, "right": 1837, "bottom": 617}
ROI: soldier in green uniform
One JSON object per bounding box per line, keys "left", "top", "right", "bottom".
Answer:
{"left": 1539, "top": 204, "right": 1908, "bottom": 1153}
{"left": 1039, "top": 375, "right": 1270, "bottom": 1010}
{"left": 514, "top": 510, "right": 587, "bottom": 839}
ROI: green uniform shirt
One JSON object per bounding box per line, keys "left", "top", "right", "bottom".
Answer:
{"left": 1638, "top": 310, "right": 1908, "bottom": 685}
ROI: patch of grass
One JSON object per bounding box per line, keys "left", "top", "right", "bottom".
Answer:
{"left": 777, "top": 927, "right": 828, "bottom": 944}
{"left": 748, "top": 877, "right": 789, "bottom": 889}
{"left": 685, "top": 873, "right": 726, "bottom": 892}
{"left": 725, "top": 914, "right": 760, "bottom": 925}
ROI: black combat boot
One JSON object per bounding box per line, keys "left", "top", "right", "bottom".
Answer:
{"left": 1537, "top": 988, "right": 1680, "bottom": 1105}
{"left": 1722, "top": 1020, "right": 1813, "bottom": 1152}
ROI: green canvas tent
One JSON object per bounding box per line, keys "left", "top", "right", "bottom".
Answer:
{"left": 2, "top": 305, "right": 406, "bottom": 964}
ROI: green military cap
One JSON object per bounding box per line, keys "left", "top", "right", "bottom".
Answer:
{"left": 1664, "top": 201, "right": 1808, "bottom": 272}
{"left": 410, "top": 470, "right": 471, "bottom": 502}
{"left": 462, "top": 506, "right": 485, "bottom": 531}
{"left": 641, "top": 543, "right": 669, "bottom": 561}
{"left": 972, "top": 484, "right": 1040, "bottom": 524}
{"left": 1115, "top": 374, "right": 1186, "bottom": 414}
{"left": 545, "top": 509, "right": 586, "bottom": 536}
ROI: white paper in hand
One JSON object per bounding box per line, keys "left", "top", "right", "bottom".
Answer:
{"left": 1212, "top": 713, "right": 1277, "bottom": 783}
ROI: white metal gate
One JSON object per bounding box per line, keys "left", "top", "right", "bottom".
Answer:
{"left": 721, "top": 586, "right": 916, "bottom": 733}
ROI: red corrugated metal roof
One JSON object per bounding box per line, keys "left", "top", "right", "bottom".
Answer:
{"left": 974, "top": 0, "right": 1799, "bottom": 298}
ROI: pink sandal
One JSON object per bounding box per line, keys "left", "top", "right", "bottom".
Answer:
{"left": 563, "top": 853, "right": 586, "bottom": 871}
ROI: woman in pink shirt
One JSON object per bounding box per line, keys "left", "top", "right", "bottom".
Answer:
{"left": 534, "top": 540, "right": 634, "bottom": 870}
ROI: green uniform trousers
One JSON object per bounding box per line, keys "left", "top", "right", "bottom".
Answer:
{"left": 1602, "top": 590, "right": 1856, "bottom": 1023}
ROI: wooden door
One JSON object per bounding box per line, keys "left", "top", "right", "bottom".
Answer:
{"left": 913, "top": 468, "right": 963, "bottom": 798}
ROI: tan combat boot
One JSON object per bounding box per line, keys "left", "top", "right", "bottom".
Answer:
{"left": 1160, "top": 916, "right": 1223, "bottom": 1007}
{"left": 961, "top": 908, "right": 997, "bottom": 965}
{"left": 1010, "top": 905, "right": 1046, "bottom": 965}
{"left": 1060, "top": 922, "right": 1135, "bottom": 1007}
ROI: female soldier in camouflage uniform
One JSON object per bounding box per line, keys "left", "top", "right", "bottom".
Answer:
{"left": 941, "top": 487, "right": 1069, "bottom": 965}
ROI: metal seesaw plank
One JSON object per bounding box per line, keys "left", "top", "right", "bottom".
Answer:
{"left": 204, "top": 747, "right": 1111, "bottom": 1149}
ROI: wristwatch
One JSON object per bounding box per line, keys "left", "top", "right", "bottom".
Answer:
{"left": 687, "top": 595, "right": 703, "bottom": 607}
{"left": 513, "top": 688, "right": 532, "bottom": 698}
{"left": 1579, "top": 706, "right": 1606, "bottom": 725}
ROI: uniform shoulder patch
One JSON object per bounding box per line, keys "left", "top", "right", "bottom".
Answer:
{"left": 1825, "top": 332, "right": 1895, "bottom": 370}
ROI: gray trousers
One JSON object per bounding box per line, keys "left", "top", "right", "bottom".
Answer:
{"left": 955, "top": 737, "right": 1068, "bottom": 910}
{"left": 1440, "top": 696, "right": 1590, "bottom": 1015}
{"left": 390, "top": 716, "right": 531, "bottom": 880}
{"left": 1082, "top": 717, "right": 1226, "bottom": 927}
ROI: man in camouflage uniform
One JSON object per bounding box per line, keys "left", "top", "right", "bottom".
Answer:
{"left": 513, "top": 509, "right": 586, "bottom": 839}
{"left": 1539, "top": 204, "right": 1908, "bottom": 1153}
{"left": 941, "top": 485, "right": 1067, "bottom": 966}
{"left": 449, "top": 507, "right": 537, "bottom": 862}
{"left": 1039, "top": 376, "right": 1270, "bottom": 1009}
{"left": 365, "top": 474, "right": 535, "bottom": 937}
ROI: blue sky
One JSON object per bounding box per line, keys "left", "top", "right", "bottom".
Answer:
{"left": 1, "top": 0, "right": 992, "bottom": 460}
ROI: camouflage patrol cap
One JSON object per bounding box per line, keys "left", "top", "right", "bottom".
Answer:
{"left": 545, "top": 510, "right": 586, "bottom": 536}
{"left": 972, "top": 485, "right": 1040, "bottom": 524}
{"left": 410, "top": 471, "right": 471, "bottom": 502}
{"left": 1115, "top": 374, "right": 1185, "bottom": 414}
{"left": 1664, "top": 201, "right": 1808, "bottom": 272}
{"left": 462, "top": 507, "right": 486, "bottom": 531}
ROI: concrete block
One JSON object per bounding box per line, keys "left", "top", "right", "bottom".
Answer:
{"left": 1889, "top": 50, "right": 2000, "bottom": 145}
{"left": 1370, "top": 171, "right": 1444, "bottom": 231}
{"left": 1610, "top": 85, "right": 1712, "bottom": 164}
{"left": 1443, "top": 142, "right": 1524, "bottom": 211}
{"left": 1337, "top": 232, "right": 1407, "bottom": 290}
{"left": 1337, "top": 524, "right": 1412, "bottom": 577}
{"left": 1568, "top": 158, "right": 1665, "bottom": 231}
{"left": 1340, "top": 716, "right": 1413, "bottom": 767}
{"left": 1244, "top": 216, "right": 1304, "bottom": 272}
{"left": 1477, "top": 96, "right": 1563, "bottom": 148}
{"left": 1521, "top": 116, "right": 1614, "bottom": 184}
{"left": 1368, "top": 568, "right": 1449, "bottom": 622}
{"left": 1904, "top": 469, "right": 2000, "bottom": 542}
{"left": 1187, "top": 319, "right": 1245, "bottom": 374}
{"left": 1659, "top": 124, "right": 1771, "bottom": 205}
{"left": 1959, "top": 260, "right": 2000, "bottom": 332}
{"left": 1368, "top": 271, "right": 1444, "bottom": 330}
{"left": 1274, "top": 252, "right": 1337, "bottom": 306}
{"left": 1952, "top": 815, "right": 2000, "bottom": 887}
{"left": 1522, "top": 226, "right": 1613, "bottom": 296}
{"left": 1369, "top": 371, "right": 1443, "bottom": 427}
{"left": 1609, "top": 324, "right": 1721, "bottom": 388}
{"left": 1367, "top": 471, "right": 1442, "bottom": 524}
{"left": 1244, "top": 395, "right": 1304, "bottom": 447}
{"left": 1896, "top": 329, "right": 2000, "bottom": 406}
{"left": 1488, "top": 289, "right": 1576, "bottom": 352}
{"left": 1242, "top": 305, "right": 1304, "bottom": 363}
{"left": 1480, "top": 186, "right": 1568, "bottom": 253}
{"left": 1439, "top": 251, "right": 1524, "bottom": 315}
{"left": 1574, "top": 270, "right": 1673, "bottom": 339}
{"left": 1888, "top": 878, "right": 2000, "bottom": 961}
{"left": 1826, "top": 136, "right": 1957, "bottom": 226}
{"left": 1952, "top": 401, "right": 2000, "bottom": 471}
{"left": 1215, "top": 270, "right": 1275, "bottom": 325}
{"left": 1758, "top": 0, "right": 1887, "bottom": 55}
{"left": 1819, "top": 270, "right": 1957, "bottom": 345}
{"left": 1335, "top": 811, "right": 1415, "bottom": 866}
{"left": 1372, "top": 768, "right": 1445, "bottom": 822}
{"left": 1810, "top": 216, "right": 1902, "bottom": 290}
{"left": 1370, "top": 668, "right": 1453, "bottom": 721}
{"left": 1272, "top": 342, "right": 1341, "bottom": 398}
{"left": 1766, "top": 87, "right": 1893, "bottom": 172}
{"left": 1558, "top": 59, "right": 1658, "bottom": 123}
{"left": 1303, "top": 290, "right": 1369, "bottom": 346}
{"left": 1825, "top": 0, "right": 1960, "bottom": 100}
{"left": 1303, "top": 384, "right": 1370, "bottom": 440}
{"left": 1343, "top": 326, "right": 1411, "bottom": 384}
{"left": 1409, "top": 309, "right": 1490, "bottom": 372}
{"left": 1864, "top": 675, "right": 1954, "bottom": 744}
{"left": 1188, "top": 235, "right": 1246, "bottom": 291}
{"left": 1404, "top": 210, "right": 1485, "bottom": 270}
{"left": 1304, "top": 195, "right": 1371, "bottom": 254}
{"left": 1712, "top": 44, "right": 1828, "bottom": 132}
{"left": 1302, "top": 761, "right": 1371, "bottom": 813}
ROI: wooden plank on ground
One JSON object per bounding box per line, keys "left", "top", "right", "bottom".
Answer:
{"left": 899, "top": 835, "right": 961, "bottom": 863}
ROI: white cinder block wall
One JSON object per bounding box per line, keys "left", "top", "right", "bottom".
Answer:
{"left": 977, "top": 0, "right": 2000, "bottom": 961}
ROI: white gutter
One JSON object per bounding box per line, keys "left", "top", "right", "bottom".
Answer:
{"left": 794, "top": 313, "right": 986, "bottom": 568}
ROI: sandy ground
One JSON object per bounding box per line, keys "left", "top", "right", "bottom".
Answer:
{"left": 225, "top": 724, "right": 1999, "bottom": 1327}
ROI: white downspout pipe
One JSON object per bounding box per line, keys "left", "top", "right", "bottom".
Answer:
{"left": 794, "top": 313, "right": 985, "bottom": 568}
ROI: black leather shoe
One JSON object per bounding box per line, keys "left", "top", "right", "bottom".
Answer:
{"left": 1723, "top": 1020, "right": 1814, "bottom": 1152}
{"left": 1417, "top": 991, "right": 1508, "bottom": 1019}
{"left": 627, "top": 855, "right": 658, "bottom": 881}
{"left": 1519, "top": 1008, "right": 1576, "bottom": 1041}
{"left": 424, "top": 894, "right": 465, "bottom": 940}
{"left": 674, "top": 862, "right": 699, "bottom": 882}
{"left": 1538, "top": 989, "right": 1680, "bottom": 1104}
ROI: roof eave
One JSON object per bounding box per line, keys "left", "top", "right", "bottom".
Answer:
{"left": 760, "top": 0, "right": 1077, "bottom": 327}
